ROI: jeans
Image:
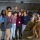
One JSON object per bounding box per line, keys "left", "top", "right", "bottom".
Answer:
{"left": 10, "top": 24, "right": 16, "bottom": 39}
{"left": 1, "top": 31, "right": 5, "bottom": 39}
{"left": 22, "top": 24, "right": 26, "bottom": 35}
{"left": 16, "top": 26, "right": 22, "bottom": 37}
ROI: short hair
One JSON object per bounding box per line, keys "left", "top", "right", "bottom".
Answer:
{"left": 6, "top": 6, "right": 11, "bottom": 10}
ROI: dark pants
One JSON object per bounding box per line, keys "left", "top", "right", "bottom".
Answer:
{"left": 16, "top": 26, "right": 22, "bottom": 37}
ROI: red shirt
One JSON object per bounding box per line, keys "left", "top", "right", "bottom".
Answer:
{"left": 16, "top": 16, "right": 22, "bottom": 26}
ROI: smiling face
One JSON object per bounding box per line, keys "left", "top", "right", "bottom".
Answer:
{"left": 3, "top": 10, "right": 6, "bottom": 15}
{"left": 14, "top": 13, "right": 17, "bottom": 17}
{"left": 8, "top": 12, "right": 11, "bottom": 17}
{"left": 21, "top": 9, "right": 23, "bottom": 12}
{"left": 23, "top": 11, "right": 27, "bottom": 16}
{"left": 14, "top": 6, "right": 18, "bottom": 11}
{"left": 18, "top": 12, "right": 21, "bottom": 16}
{"left": 8, "top": 8, "right": 11, "bottom": 11}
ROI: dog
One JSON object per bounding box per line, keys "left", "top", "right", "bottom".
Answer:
{"left": 27, "top": 23, "right": 40, "bottom": 39}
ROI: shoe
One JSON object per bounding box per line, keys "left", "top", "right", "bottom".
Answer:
{"left": 1, "top": 39, "right": 4, "bottom": 40}
{"left": 19, "top": 36, "right": 22, "bottom": 39}
{"left": 10, "top": 39, "right": 12, "bottom": 40}
{"left": 16, "top": 36, "right": 18, "bottom": 39}
{"left": 13, "top": 38, "right": 15, "bottom": 40}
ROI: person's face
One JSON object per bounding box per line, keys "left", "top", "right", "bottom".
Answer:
{"left": 14, "top": 7, "right": 18, "bottom": 10}
{"left": 23, "top": 12, "right": 26, "bottom": 16}
{"left": 8, "top": 12, "right": 11, "bottom": 16}
{"left": 14, "top": 13, "right": 17, "bottom": 17}
{"left": 21, "top": 9, "right": 23, "bottom": 12}
{"left": 19, "top": 12, "right": 21, "bottom": 16}
{"left": 27, "top": 11, "right": 28, "bottom": 13}
{"left": 8, "top": 8, "right": 11, "bottom": 11}
{"left": 3, "top": 11, "right": 5, "bottom": 15}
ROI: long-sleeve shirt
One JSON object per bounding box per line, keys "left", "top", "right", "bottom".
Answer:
{"left": 11, "top": 16, "right": 17, "bottom": 24}
{"left": 22, "top": 15, "right": 30, "bottom": 25}
{"left": 0, "top": 15, "right": 3, "bottom": 23}
{"left": 0, "top": 15, "right": 5, "bottom": 23}
{"left": 16, "top": 16, "right": 22, "bottom": 26}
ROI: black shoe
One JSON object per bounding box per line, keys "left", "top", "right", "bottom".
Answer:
{"left": 19, "top": 37, "right": 22, "bottom": 39}
{"left": 16, "top": 36, "right": 18, "bottom": 39}
{"left": 1, "top": 39, "right": 4, "bottom": 40}
{"left": 21, "top": 33, "right": 22, "bottom": 37}
{"left": 13, "top": 38, "right": 15, "bottom": 40}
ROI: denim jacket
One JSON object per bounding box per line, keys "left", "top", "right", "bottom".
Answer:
{"left": 0, "top": 15, "right": 5, "bottom": 23}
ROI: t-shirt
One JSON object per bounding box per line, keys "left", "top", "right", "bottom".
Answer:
{"left": 22, "top": 15, "right": 30, "bottom": 25}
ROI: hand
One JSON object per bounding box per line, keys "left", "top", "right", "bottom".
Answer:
{"left": 12, "top": 15, "right": 13, "bottom": 16}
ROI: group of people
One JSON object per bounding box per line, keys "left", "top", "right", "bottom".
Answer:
{"left": 0, "top": 6, "right": 40, "bottom": 40}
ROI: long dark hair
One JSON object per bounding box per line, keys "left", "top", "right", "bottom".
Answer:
{"left": 17, "top": 12, "right": 21, "bottom": 17}
{"left": 1, "top": 10, "right": 6, "bottom": 18}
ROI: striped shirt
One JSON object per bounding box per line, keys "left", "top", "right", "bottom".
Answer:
{"left": 11, "top": 16, "right": 17, "bottom": 24}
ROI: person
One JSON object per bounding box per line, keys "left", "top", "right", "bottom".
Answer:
{"left": 22, "top": 15, "right": 36, "bottom": 39}
{"left": 22, "top": 14, "right": 40, "bottom": 39}
{"left": 0, "top": 14, "right": 2, "bottom": 28}
{"left": 4, "top": 11, "right": 12, "bottom": 40}
{"left": 14, "top": 6, "right": 18, "bottom": 12}
{"left": 1, "top": 10, "right": 6, "bottom": 40}
{"left": 21, "top": 9, "right": 24, "bottom": 16}
{"left": 16, "top": 12, "right": 22, "bottom": 39}
{"left": 22, "top": 11, "right": 30, "bottom": 35}
{"left": 10, "top": 12, "right": 17, "bottom": 40}
{"left": 32, "top": 12, "right": 39, "bottom": 21}
{"left": 6, "top": 6, "right": 12, "bottom": 16}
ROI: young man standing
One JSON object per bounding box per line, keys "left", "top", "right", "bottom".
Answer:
{"left": 22, "top": 11, "right": 30, "bottom": 35}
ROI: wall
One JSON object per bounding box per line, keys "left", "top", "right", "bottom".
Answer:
{"left": 0, "top": 2, "right": 40, "bottom": 13}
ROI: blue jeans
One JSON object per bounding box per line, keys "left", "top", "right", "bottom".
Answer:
{"left": 10, "top": 24, "right": 16, "bottom": 39}
{"left": 1, "top": 31, "right": 5, "bottom": 39}
{"left": 22, "top": 24, "right": 26, "bottom": 35}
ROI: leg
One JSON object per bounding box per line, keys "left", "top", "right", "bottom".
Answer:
{"left": 6, "top": 29, "right": 10, "bottom": 40}
{"left": 13, "top": 24, "right": 16, "bottom": 38}
{"left": 22, "top": 24, "right": 26, "bottom": 35}
{"left": 16, "top": 26, "right": 18, "bottom": 37}
{"left": 19, "top": 26, "right": 21, "bottom": 37}
{"left": 1, "top": 31, "right": 5, "bottom": 40}
{"left": 10, "top": 24, "right": 13, "bottom": 40}
{"left": 19, "top": 26, "right": 22, "bottom": 39}
{"left": 4, "top": 30, "right": 7, "bottom": 40}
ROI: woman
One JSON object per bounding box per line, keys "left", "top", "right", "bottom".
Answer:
{"left": 10, "top": 12, "right": 17, "bottom": 40}
{"left": 6, "top": 6, "right": 12, "bottom": 16}
{"left": 16, "top": 12, "right": 22, "bottom": 39}
{"left": 4, "top": 11, "right": 12, "bottom": 40}
{"left": 1, "top": 10, "right": 6, "bottom": 40}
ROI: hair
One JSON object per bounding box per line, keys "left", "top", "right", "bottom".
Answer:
{"left": 6, "top": 6, "right": 11, "bottom": 10}
{"left": 1, "top": 10, "right": 6, "bottom": 18}
{"left": 17, "top": 12, "right": 21, "bottom": 17}
{"left": 24, "top": 11, "right": 27, "bottom": 13}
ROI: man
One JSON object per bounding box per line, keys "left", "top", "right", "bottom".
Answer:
{"left": 14, "top": 6, "right": 18, "bottom": 12}
{"left": 22, "top": 11, "right": 30, "bottom": 35}
{"left": 21, "top": 9, "right": 24, "bottom": 16}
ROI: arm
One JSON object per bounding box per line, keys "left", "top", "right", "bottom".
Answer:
{"left": 4, "top": 16, "right": 8, "bottom": 31}
{"left": 31, "top": 15, "right": 35, "bottom": 22}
